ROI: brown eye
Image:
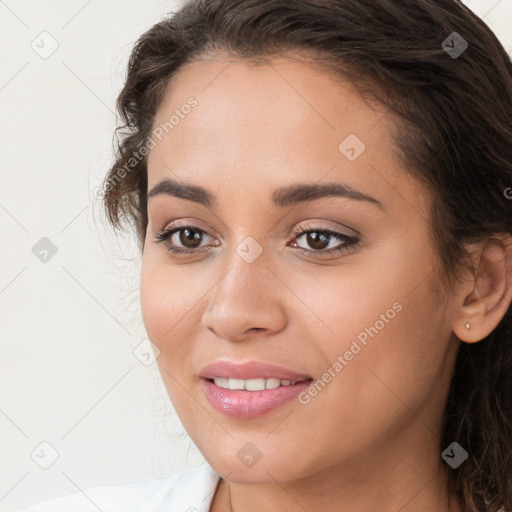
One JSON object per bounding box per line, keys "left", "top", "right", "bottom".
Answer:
{"left": 304, "top": 231, "right": 331, "bottom": 250}
{"left": 153, "top": 224, "right": 217, "bottom": 256}
{"left": 290, "top": 226, "right": 359, "bottom": 259}
{"left": 178, "top": 227, "right": 204, "bottom": 249}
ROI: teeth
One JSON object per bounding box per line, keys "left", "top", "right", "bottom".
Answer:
{"left": 228, "top": 378, "right": 245, "bottom": 390}
{"left": 245, "top": 378, "right": 265, "bottom": 391}
{"left": 265, "top": 378, "right": 281, "bottom": 389}
{"left": 213, "top": 377, "right": 299, "bottom": 391}
{"left": 214, "top": 377, "right": 228, "bottom": 388}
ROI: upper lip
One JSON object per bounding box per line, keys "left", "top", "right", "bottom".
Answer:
{"left": 199, "top": 360, "right": 312, "bottom": 381}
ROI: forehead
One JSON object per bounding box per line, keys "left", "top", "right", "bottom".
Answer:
{"left": 147, "top": 54, "right": 427, "bottom": 218}
{"left": 150, "top": 54, "right": 388, "bottom": 159}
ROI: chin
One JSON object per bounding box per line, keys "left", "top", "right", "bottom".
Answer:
{"left": 199, "top": 443, "right": 312, "bottom": 484}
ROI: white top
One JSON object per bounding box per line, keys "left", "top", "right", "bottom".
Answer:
{"left": 19, "top": 463, "right": 221, "bottom": 512}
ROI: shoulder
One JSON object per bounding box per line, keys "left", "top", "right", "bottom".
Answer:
{"left": 18, "top": 463, "right": 220, "bottom": 512}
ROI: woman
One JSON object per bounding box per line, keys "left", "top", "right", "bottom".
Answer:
{"left": 21, "top": 0, "right": 512, "bottom": 511}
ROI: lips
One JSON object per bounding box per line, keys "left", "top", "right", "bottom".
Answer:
{"left": 199, "top": 360, "right": 312, "bottom": 381}
{"left": 199, "top": 361, "right": 313, "bottom": 418}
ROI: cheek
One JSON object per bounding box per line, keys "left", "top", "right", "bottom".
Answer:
{"left": 140, "top": 259, "right": 172, "bottom": 342}
{"left": 304, "top": 248, "right": 448, "bottom": 421}
{"left": 140, "top": 253, "right": 195, "bottom": 362}
{"left": 139, "top": 253, "right": 203, "bottom": 344}
{"left": 328, "top": 283, "right": 447, "bottom": 424}
{"left": 139, "top": 258, "right": 198, "bottom": 405}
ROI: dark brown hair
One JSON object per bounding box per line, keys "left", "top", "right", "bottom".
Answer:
{"left": 101, "top": 1, "right": 512, "bottom": 510}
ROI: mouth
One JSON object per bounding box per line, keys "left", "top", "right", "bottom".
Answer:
{"left": 199, "top": 360, "right": 313, "bottom": 418}
{"left": 208, "top": 377, "right": 308, "bottom": 391}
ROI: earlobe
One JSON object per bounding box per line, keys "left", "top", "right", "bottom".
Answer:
{"left": 452, "top": 234, "right": 512, "bottom": 344}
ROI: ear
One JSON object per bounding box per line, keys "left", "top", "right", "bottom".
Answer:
{"left": 452, "top": 233, "right": 512, "bottom": 343}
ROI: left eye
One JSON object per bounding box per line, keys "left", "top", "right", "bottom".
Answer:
{"left": 289, "top": 227, "right": 359, "bottom": 258}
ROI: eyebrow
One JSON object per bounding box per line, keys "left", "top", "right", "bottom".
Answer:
{"left": 147, "top": 178, "right": 384, "bottom": 210}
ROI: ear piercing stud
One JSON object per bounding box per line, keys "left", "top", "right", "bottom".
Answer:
{"left": 465, "top": 322, "right": 470, "bottom": 329}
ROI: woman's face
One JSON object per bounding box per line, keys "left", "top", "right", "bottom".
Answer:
{"left": 140, "top": 54, "right": 460, "bottom": 484}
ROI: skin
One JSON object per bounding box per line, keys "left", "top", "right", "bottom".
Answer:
{"left": 140, "top": 53, "right": 512, "bottom": 512}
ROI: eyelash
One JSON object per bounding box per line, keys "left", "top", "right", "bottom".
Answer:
{"left": 153, "top": 223, "right": 359, "bottom": 259}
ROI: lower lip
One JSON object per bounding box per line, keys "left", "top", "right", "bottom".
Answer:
{"left": 201, "top": 378, "right": 312, "bottom": 418}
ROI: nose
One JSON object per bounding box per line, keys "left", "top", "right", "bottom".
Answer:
{"left": 200, "top": 248, "right": 288, "bottom": 342}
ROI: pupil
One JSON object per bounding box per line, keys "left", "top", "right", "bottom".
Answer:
{"left": 180, "top": 228, "right": 202, "bottom": 248}
{"left": 307, "top": 232, "right": 329, "bottom": 250}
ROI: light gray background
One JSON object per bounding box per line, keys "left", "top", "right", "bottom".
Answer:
{"left": 1, "top": 0, "right": 511, "bottom": 510}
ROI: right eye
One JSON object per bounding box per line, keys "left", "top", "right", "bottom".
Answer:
{"left": 153, "top": 224, "right": 219, "bottom": 256}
